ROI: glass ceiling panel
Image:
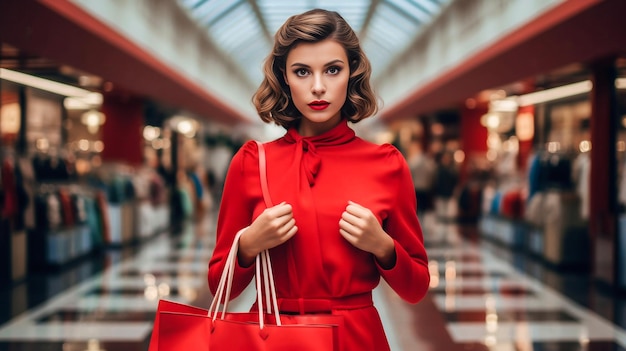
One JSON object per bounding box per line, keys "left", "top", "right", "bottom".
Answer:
{"left": 231, "top": 35, "right": 267, "bottom": 57}
{"left": 412, "top": 0, "right": 441, "bottom": 14}
{"left": 367, "top": 11, "right": 414, "bottom": 51}
{"left": 368, "top": 28, "right": 399, "bottom": 52}
{"left": 387, "top": 0, "right": 431, "bottom": 23}
{"left": 316, "top": 0, "right": 370, "bottom": 32}
{"left": 177, "top": 0, "right": 450, "bottom": 84}
{"left": 193, "top": 0, "right": 242, "bottom": 26}
{"left": 377, "top": 1, "right": 422, "bottom": 32}
{"left": 215, "top": 15, "right": 256, "bottom": 46}
{"left": 210, "top": 4, "right": 258, "bottom": 48}
{"left": 258, "top": 0, "right": 369, "bottom": 36}
{"left": 209, "top": 2, "right": 250, "bottom": 35}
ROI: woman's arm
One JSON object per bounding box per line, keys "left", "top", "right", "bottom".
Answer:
{"left": 207, "top": 142, "right": 258, "bottom": 299}
{"left": 377, "top": 147, "right": 430, "bottom": 304}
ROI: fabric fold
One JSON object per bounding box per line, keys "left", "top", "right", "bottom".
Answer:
{"left": 282, "top": 120, "right": 355, "bottom": 186}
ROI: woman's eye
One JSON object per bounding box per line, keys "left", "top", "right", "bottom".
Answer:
{"left": 327, "top": 66, "right": 341, "bottom": 75}
{"left": 295, "top": 68, "right": 309, "bottom": 77}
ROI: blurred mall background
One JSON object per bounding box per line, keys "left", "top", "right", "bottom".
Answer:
{"left": 1, "top": 0, "right": 626, "bottom": 350}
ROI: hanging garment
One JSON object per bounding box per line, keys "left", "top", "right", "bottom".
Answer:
{"left": 46, "top": 193, "right": 62, "bottom": 229}
{"left": 58, "top": 189, "right": 75, "bottom": 227}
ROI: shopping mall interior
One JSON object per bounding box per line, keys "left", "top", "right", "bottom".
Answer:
{"left": 1, "top": 0, "right": 626, "bottom": 350}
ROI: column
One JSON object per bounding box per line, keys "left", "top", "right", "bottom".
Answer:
{"left": 589, "top": 58, "right": 618, "bottom": 286}
{"left": 100, "top": 94, "right": 144, "bottom": 166}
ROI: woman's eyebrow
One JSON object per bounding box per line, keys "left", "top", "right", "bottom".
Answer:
{"left": 324, "top": 59, "right": 345, "bottom": 66}
{"left": 290, "top": 59, "right": 345, "bottom": 68}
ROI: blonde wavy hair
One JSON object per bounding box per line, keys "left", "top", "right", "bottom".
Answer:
{"left": 252, "top": 8, "right": 378, "bottom": 129}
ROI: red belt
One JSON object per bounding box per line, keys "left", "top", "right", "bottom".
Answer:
{"left": 255, "top": 292, "right": 373, "bottom": 314}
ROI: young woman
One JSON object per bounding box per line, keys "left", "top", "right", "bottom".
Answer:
{"left": 208, "top": 8, "right": 430, "bottom": 350}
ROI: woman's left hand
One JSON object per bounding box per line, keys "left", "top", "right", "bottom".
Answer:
{"left": 339, "top": 201, "right": 396, "bottom": 269}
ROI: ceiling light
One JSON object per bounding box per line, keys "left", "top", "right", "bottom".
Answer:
{"left": 516, "top": 80, "right": 592, "bottom": 106}
{"left": 143, "top": 126, "right": 161, "bottom": 141}
{"left": 64, "top": 98, "right": 89, "bottom": 110}
{"left": 514, "top": 78, "right": 625, "bottom": 107}
{"left": 169, "top": 115, "right": 199, "bottom": 138}
{"left": 490, "top": 99, "right": 518, "bottom": 112}
{"left": 1, "top": 68, "right": 92, "bottom": 97}
{"left": 81, "top": 110, "right": 106, "bottom": 134}
{"left": 481, "top": 113, "right": 500, "bottom": 129}
{"left": 1, "top": 68, "right": 103, "bottom": 109}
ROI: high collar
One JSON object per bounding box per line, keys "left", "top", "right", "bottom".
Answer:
{"left": 282, "top": 120, "right": 355, "bottom": 186}
{"left": 283, "top": 119, "right": 355, "bottom": 147}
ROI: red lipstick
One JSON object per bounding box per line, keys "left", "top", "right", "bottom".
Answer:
{"left": 308, "top": 100, "right": 330, "bottom": 110}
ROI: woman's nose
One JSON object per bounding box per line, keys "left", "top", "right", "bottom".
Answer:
{"left": 311, "top": 75, "right": 326, "bottom": 94}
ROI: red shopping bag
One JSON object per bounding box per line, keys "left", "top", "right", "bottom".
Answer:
{"left": 209, "top": 316, "right": 340, "bottom": 351}
{"left": 148, "top": 299, "right": 211, "bottom": 351}
{"left": 154, "top": 303, "right": 260, "bottom": 351}
{"left": 150, "top": 302, "right": 343, "bottom": 351}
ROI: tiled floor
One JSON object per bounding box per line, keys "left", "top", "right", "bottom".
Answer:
{"left": 1, "top": 212, "right": 626, "bottom": 351}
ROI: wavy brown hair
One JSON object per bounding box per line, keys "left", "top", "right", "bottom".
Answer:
{"left": 252, "top": 8, "right": 378, "bottom": 129}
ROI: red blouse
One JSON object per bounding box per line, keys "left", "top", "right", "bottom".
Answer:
{"left": 208, "top": 120, "right": 430, "bottom": 304}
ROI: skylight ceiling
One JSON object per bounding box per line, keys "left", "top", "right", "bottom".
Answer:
{"left": 178, "top": 0, "right": 449, "bottom": 85}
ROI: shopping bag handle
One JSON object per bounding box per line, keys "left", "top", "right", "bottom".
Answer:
{"left": 209, "top": 233, "right": 281, "bottom": 327}
{"left": 208, "top": 141, "right": 282, "bottom": 328}
{"left": 254, "top": 140, "right": 280, "bottom": 320}
{"left": 255, "top": 140, "right": 273, "bottom": 208}
{"left": 256, "top": 249, "right": 281, "bottom": 328}
{"left": 208, "top": 227, "right": 245, "bottom": 318}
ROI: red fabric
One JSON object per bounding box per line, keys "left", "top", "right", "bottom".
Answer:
{"left": 208, "top": 120, "right": 430, "bottom": 350}
{"left": 501, "top": 189, "right": 525, "bottom": 219}
{"left": 58, "top": 189, "right": 75, "bottom": 227}
{"left": 149, "top": 299, "right": 209, "bottom": 351}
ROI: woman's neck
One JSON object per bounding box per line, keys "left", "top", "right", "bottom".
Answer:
{"left": 298, "top": 118, "right": 342, "bottom": 137}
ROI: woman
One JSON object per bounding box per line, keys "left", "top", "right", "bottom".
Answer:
{"left": 208, "top": 8, "right": 430, "bottom": 350}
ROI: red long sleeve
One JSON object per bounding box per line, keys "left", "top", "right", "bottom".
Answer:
{"left": 208, "top": 142, "right": 260, "bottom": 299}
{"left": 375, "top": 147, "right": 430, "bottom": 303}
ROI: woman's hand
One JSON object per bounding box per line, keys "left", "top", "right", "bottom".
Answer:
{"left": 238, "top": 202, "right": 297, "bottom": 266}
{"left": 339, "top": 201, "right": 396, "bottom": 269}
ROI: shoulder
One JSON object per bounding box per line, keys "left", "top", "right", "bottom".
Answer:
{"left": 361, "top": 139, "right": 405, "bottom": 162}
{"left": 382, "top": 144, "right": 409, "bottom": 174}
{"left": 378, "top": 142, "right": 404, "bottom": 159}
{"left": 228, "top": 140, "right": 261, "bottom": 174}
{"left": 353, "top": 139, "right": 408, "bottom": 172}
{"left": 234, "top": 140, "right": 260, "bottom": 159}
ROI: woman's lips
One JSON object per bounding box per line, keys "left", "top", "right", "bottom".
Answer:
{"left": 308, "top": 100, "right": 330, "bottom": 110}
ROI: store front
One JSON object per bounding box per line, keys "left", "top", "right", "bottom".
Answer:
{"left": 379, "top": 0, "right": 626, "bottom": 290}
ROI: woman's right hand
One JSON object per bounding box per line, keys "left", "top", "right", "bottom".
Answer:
{"left": 238, "top": 202, "right": 297, "bottom": 266}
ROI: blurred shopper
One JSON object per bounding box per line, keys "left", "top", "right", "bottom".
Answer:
{"left": 572, "top": 151, "right": 590, "bottom": 220}
{"left": 207, "top": 9, "right": 429, "bottom": 351}
{"left": 433, "top": 151, "right": 459, "bottom": 221}
{"left": 407, "top": 140, "right": 436, "bottom": 219}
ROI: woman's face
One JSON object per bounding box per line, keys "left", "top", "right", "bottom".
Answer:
{"left": 283, "top": 39, "right": 349, "bottom": 137}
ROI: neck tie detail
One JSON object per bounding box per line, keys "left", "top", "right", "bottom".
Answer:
{"left": 301, "top": 139, "right": 321, "bottom": 186}
{"left": 282, "top": 120, "right": 355, "bottom": 187}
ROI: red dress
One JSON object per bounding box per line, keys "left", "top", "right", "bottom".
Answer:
{"left": 208, "top": 120, "right": 430, "bottom": 350}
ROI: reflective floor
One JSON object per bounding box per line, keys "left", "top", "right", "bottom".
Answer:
{"left": 1, "top": 211, "right": 626, "bottom": 351}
